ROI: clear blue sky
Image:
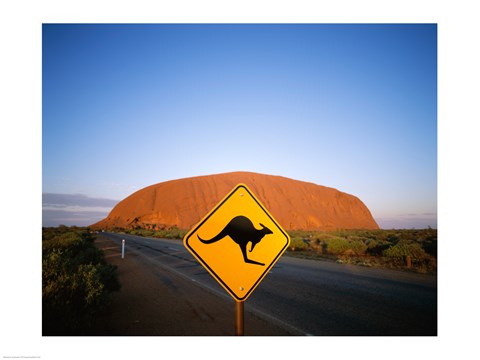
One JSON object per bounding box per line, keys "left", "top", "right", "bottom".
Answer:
{"left": 42, "top": 24, "right": 437, "bottom": 228}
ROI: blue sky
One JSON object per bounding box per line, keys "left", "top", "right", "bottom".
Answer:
{"left": 42, "top": 24, "right": 437, "bottom": 228}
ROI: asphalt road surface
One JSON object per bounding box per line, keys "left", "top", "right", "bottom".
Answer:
{"left": 97, "top": 232, "right": 437, "bottom": 336}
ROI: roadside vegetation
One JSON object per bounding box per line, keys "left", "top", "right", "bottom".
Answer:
{"left": 42, "top": 226, "right": 120, "bottom": 335}
{"left": 112, "top": 226, "right": 188, "bottom": 240}
{"left": 287, "top": 228, "right": 437, "bottom": 273}
{"left": 107, "top": 225, "right": 437, "bottom": 274}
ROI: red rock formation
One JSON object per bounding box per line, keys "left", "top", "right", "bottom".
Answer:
{"left": 91, "top": 172, "right": 379, "bottom": 231}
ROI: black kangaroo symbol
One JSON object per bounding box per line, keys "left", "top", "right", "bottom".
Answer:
{"left": 198, "top": 215, "right": 273, "bottom": 266}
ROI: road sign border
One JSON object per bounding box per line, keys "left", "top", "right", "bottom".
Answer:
{"left": 183, "top": 183, "right": 290, "bottom": 301}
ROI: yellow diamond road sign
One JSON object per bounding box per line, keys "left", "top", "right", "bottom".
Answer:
{"left": 183, "top": 184, "right": 290, "bottom": 302}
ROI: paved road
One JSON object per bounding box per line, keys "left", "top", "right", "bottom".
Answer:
{"left": 101, "top": 232, "right": 437, "bottom": 335}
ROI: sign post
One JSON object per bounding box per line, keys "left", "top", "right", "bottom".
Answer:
{"left": 235, "top": 301, "right": 244, "bottom": 336}
{"left": 184, "top": 184, "right": 290, "bottom": 334}
{"left": 122, "top": 239, "right": 125, "bottom": 259}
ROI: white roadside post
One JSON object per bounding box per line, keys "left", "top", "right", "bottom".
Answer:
{"left": 122, "top": 239, "right": 125, "bottom": 259}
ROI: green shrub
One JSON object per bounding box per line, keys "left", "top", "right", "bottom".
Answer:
{"left": 422, "top": 237, "right": 437, "bottom": 257}
{"left": 324, "top": 236, "right": 367, "bottom": 256}
{"left": 366, "top": 239, "right": 391, "bottom": 256}
{"left": 289, "top": 237, "right": 309, "bottom": 251}
{"left": 124, "top": 226, "right": 188, "bottom": 239}
{"left": 130, "top": 228, "right": 155, "bottom": 237}
{"left": 42, "top": 227, "right": 120, "bottom": 335}
{"left": 383, "top": 240, "right": 428, "bottom": 260}
{"left": 150, "top": 227, "right": 187, "bottom": 239}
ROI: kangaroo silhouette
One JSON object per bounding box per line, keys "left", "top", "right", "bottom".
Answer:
{"left": 198, "top": 215, "right": 273, "bottom": 266}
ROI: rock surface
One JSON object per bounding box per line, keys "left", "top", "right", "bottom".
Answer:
{"left": 91, "top": 171, "right": 379, "bottom": 231}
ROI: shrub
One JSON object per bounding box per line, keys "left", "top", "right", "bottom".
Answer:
{"left": 383, "top": 240, "right": 428, "bottom": 260}
{"left": 366, "top": 239, "right": 391, "bottom": 256}
{"left": 422, "top": 238, "right": 437, "bottom": 257}
{"left": 150, "top": 227, "right": 188, "bottom": 239}
{"left": 289, "top": 237, "right": 309, "bottom": 251}
{"left": 124, "top": 226, "right": 188, "bottom": 239}
{"left": 130, "top": 228, "right": 155, "bottom": 237}
{"left": 42, "top": 227, "right": 120, "bottom": 335}
{"left": 324, "top": 236, "right": 367, "bottom": 256}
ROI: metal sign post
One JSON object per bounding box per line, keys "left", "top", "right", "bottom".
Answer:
{"left": 235, "top": 301, "right": 244, "bottom": 336}
{"left": 122, "top": 239, "right": 125, "bottom": 259}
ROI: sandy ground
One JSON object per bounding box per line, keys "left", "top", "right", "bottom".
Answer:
{"left": 92, "top": 235, "right": 293, "bottom": 336}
